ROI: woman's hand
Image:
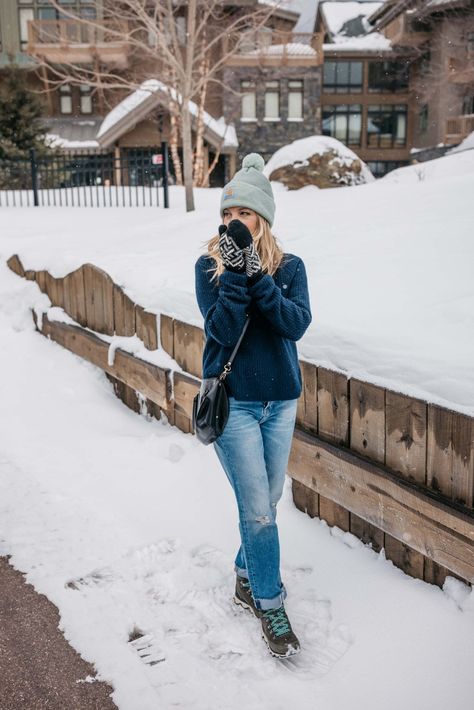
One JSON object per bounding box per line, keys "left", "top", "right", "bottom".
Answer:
{"left": 226, "top": 220, "right": 263, "bottom": 282}
{"left": 218, "top": 224, "right": 245, "bottom": 273}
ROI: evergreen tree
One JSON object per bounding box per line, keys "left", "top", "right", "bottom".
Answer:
{"left": 0, "top": 65, "right": 50, "bottom": 159}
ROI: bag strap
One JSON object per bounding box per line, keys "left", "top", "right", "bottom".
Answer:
{"left": 219, "top": 316, "right": 250, "bottom": 381}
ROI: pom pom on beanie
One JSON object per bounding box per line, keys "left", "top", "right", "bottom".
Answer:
{"left": 220, "top": 153, "right": 275, "bottom": 227}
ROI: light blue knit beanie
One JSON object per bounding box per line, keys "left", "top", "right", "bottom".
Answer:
{"left": 220, "top": 153, "right": 275, "bottom": 227}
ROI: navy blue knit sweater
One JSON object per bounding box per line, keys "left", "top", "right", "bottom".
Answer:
{"left": 195, "top": 253, "right": 312, "bottom": 401}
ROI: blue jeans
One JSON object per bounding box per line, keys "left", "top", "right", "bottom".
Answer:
{"left": 213, "top": 397, "right": 298, "bottom": 611}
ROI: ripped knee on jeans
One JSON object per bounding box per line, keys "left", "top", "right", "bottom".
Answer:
{"left": 255, "top": 515, "right": 271, "bottom": 525}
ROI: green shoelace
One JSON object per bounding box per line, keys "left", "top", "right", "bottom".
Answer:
{"left": 262, "top": 607, "right": 291, "bottom": 637}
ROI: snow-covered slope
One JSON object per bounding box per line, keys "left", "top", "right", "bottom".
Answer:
{"left": 1, "top": 149, "right": 473, "bottom": 414}
{"left": 0, "top": 263, "right": 473, "bottom": 710}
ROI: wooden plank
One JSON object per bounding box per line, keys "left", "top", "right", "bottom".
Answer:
{"left": 174, "top": 411, "right": 192, "bottom": 434}
{"left": 173, "top": 320, "right": 204, "bottom": 379}
{"left": 317, "top": 367, "right": 349, "bottom": 446}
{"left": 427, "top": 404, "right": 454, "bottom": 498}
{"left": 63, "top": 268, "right": 87, "bottom": 327}
{"left": 39, "top": 314, "right": 172, "bottom": 410}
{"left": 452, "top": 413, "right": 474, "bottom": 507}
{"left": 385, "top": 391, "right": 426, "bottom": 576}
{"left": 82, "top": 264, "right": 114, "bottom": 336}
{"left": 160, "top": 315, "right": 174, "bottom": 359}
{"left": 44, "top": 273, "right": 65, "bottom": 309}
{"left": 296, "top": 361, "right": 317, "bottom": 435}
{"left": 384, "top": 533, "right": 425, "bottom": 580}
{"left": 386, "top": 392, "right": 427, "bottom": 484}
{"left": 424, "top": 559, "right": 450, "bottom": 588}
{"left": 135, "top": 306, "right": 158, "bottom": 350}
{"left": 24, "top": 270, "right": 36, "bottom": 281}
{"left": 350, "top": 379, "right": 385, "bottom": 463}
{"left": 350, "top": 513, "right": 384, "bottom": 552}
{"left": 113, "top": 285, "right": 136, "bottom": 337}
{"left": 319, "top": 495, "right": 350, "bottom": 532}
{"left": 289, "top": 429, "right": 474, "bottom": 583}
{"left": 35, "top": 271, "right": 47, "bottom": 293}
{"left": 292, "top": 480, "right": 319, "bottom": 518}
{"left": 173, "top": 371, "right": 200, "bottom": 424}
{"left": 6, "top": 254, "right": 25, "bottom": 277}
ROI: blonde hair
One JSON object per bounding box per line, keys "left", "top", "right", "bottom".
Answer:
{"left": 203, "top": 214, "right": 284, "bottom": 282}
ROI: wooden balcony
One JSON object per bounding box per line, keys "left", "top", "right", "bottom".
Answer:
{"left": 445, "top": 114, "right": 474, "bottom": 144}
{"left": 384, "top": 14, "right": 430, "bottom": 48}
{"left": 27, "top": 20, "right": 130, "bottom": 68}
{"left": 225, "top": 31, "right": 323, "bottom": 67}
{"left": 448, "top": 55, "right": 474, "bottom": 85}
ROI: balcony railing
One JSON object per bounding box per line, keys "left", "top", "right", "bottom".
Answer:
{"left": 445, "top": 114, "right": 474, "bottom": 145}
{"left": 27, "top": 20, "right": 130, "bottom": 67}
{"left": 225, "top": 31, "right": 323, "bottom": 67}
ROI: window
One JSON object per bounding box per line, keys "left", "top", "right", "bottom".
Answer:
{"left": 322, "top": 104, "right": 362, "bottom": 145}
{"left": 241, "top": 81, "right": 256, "bottom": 120}
{"left": 419, "top": 104, "right": 429, "bottom": 133}
{"left": 288, "top": 80, "right": 303, "bottom": 120}
{"left": 323, "top": 61, "right": 363, "bottom": 93}
{"left": 264, "top": 81, "right": 280, "bottom": 120}
{"left": 368, "top": 61, "right": 409, "bottom": 93}
{"left": 19, "top": 8, "right": 34, "bottom": 47}
{"left": 80, "top": 84, "right": 92, "bottom": 114}
{"left": 60, "top": 84, "right": 73, "bottom": 114}
{"left": 367, "top": 104, "right": 407, "bottom": 147}
{"left": 462, "top": 95, "right": 474, "bottom": 115}
{"left": 366, "top": 161, "right": 408, "bottom": 178}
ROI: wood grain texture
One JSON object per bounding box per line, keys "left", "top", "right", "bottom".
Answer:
{"left": 82, "top": 264, "right": 114, "bottom": 336}
{"left": 113, "top": 286, "right": 136, "bottom": 337}
{"left": 135, "top": 306, "right": 158, "bottom": 350}
{"left": 173, "top": 320, "right": 204, "bottom": 379}
{"left": 44, "top": 273, "right": 65, "bottom": 309}
{"left": 173, "top": 372, "right": 200, "bottom": 426}
{"left": 384, "top": 533, "right": 425, "bottom": 580}
{"left": 63, "top": 268, "right": 87, "bottom": 327}
{"left": 319, "top": 495, "right": 350, "bottom": 531}
{"left": 317, "top": 367, "right": 349, "bottom": 446}
{"left": 386, "top": 392, "right": 427, "bottom": 483}
{"left": 6, "top": 254, "right": 25, "bottom": 277}
{"left": 350, "top": 379, "right": 385, "bottom": 463}
{"left": 292, "top": 480, "right": 319, "bottom": 519}
{"left": 350, "top": 513, "right": 384, "bottom": 553}
{"left": 289, "top": 429, "right": 474, "bottom": 583}
{"left": 39, "top": 314, "right": 171, "bottom": 410}
{"left": 160, "top": 315, "right": 174, "bottom": 359}
{"left": 296, "top": 361, "right": 318, "bottom": 435}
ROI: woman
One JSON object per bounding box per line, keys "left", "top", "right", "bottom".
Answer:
{"left": 194, "top": 153, "right": 312, "bottom": 658}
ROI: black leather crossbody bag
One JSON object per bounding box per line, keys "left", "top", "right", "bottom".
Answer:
{"left": 192, "top": 316, "right": 250, "bottom": 445}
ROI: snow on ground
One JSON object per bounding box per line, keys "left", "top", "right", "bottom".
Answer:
{"left": 0, "top": 262, "right": 473, "bottom": 710}
{"left": 1, "top": 149, "right": 474, "bottom": 414}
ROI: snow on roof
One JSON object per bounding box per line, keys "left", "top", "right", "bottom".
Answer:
{"left": 263, "top": 134, "right": 375, "bottom": 182}
{"left": 321, "top": 1, "right": 391, "bottom": 51}
{"left": 246, "top": 41, "right": 317, "bottom": 56}
{"left": 97, "top": 79, "right": 238, "bottom": 148}
{"left": 45, "top": 134, "right": 100, "bottom": 150}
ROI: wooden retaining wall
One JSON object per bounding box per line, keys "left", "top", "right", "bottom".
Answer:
{"left": 7, "top": 254, "right": 474, "bottom": 588}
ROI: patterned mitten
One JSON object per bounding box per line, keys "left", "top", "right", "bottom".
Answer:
{"left": 243, "top": 242, "right": 263, "bottom": 282}
{"left": 218, "top": 224, "right": 245, "bottom": 273}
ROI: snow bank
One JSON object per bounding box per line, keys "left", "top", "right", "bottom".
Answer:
{"left": 263, "top": 135, "right": 375, "bottom": 183}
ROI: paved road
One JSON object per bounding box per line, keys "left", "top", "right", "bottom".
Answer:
{"left": 0, "top": 556, "right": 117, "bottom": 710}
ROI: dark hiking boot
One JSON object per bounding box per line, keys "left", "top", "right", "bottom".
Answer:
{"left": 233, "top": 575, "right": 259, "bottom": 617}
{"left": 260, "top": 605, "right": 301, "bottom": 658}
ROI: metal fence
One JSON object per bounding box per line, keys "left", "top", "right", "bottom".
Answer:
{"left": 0, "top": 146, "right": 170, "bottom": 208}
